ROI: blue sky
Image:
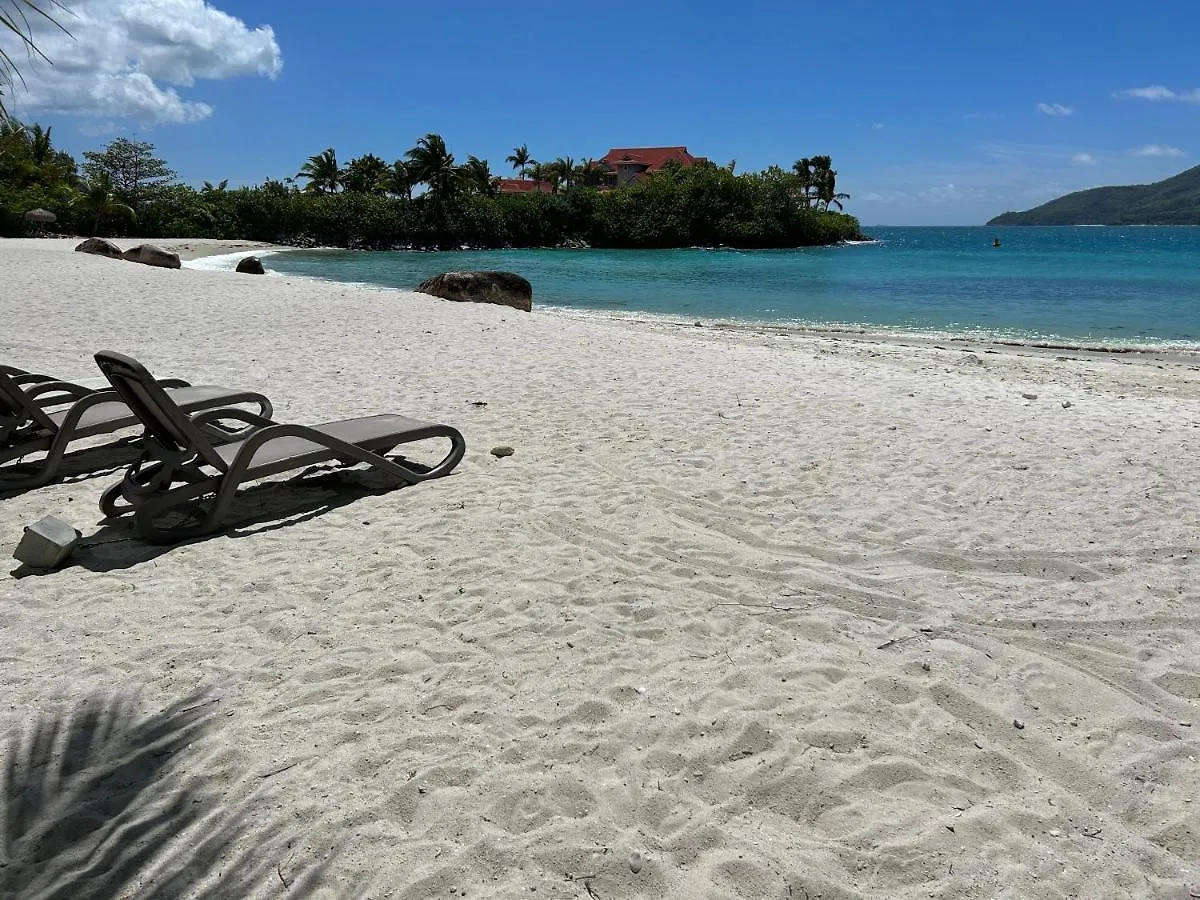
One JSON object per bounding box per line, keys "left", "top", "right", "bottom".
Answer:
{"left": 4, "top": 0, "right": 1199, "bottom": 224}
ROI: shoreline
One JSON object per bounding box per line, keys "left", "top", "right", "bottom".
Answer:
{"left": 249, "top": 242, "right": 1200, "bottom": 358}
{"left": 17, "top": 237, "right": 1200, "bottom": 361}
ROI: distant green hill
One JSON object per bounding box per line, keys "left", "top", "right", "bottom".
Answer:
{"left": 987, "top": 164, "right": 1200, "bottom": 225}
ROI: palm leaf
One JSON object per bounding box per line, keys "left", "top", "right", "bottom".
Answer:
{"left": 0, "top": 0, "right": 71, "bottom": 120}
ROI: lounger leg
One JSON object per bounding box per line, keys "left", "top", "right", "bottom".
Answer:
{"left": 0, "top": 433, "right": 72, "bottom": 489}
{"left": 131, "top": 475, "right": 243, "bottom": 544}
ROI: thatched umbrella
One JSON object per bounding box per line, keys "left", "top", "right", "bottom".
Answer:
{"left": 24, "top": 208, "right": 57, "bottom": 225}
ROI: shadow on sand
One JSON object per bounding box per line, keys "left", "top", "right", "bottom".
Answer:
{"left": 10, "top": 464, "right": 410, "bottom": 576}
{"left": 1, "top": 688, "right": 331, "bottom": 899}
{"left": 0, "top": 439, "right": 143, "bottom": 501}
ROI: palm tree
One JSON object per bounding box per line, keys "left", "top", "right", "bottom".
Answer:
{"left": 385, "top": 159, "right": 415, "bottom": 200}
{"left": 296, "top": 147, "right": 343, "bottom": 194}
{"left": 551, "top": 156, "right": 575, "bottom": 191}
{"left": 575, "top": 158, "right": 607, "bottom": 188}
{"left": 0, "top": 1, "right": 70, "bottom": 122}
{"left": 823, "top": 187, "right": 850, "bottom": 211}
{"left": 461, "top": 155, "right": 494, "bottom": 196}
{"left": 25, "top": 121, "right": 50, "bottom": 163}
{"left": 78, "top": 173, "right": 135, "bottom": 235}
{"left": 343, "top": 153, "right": 389, "bottom": 194}
{"left": 792, "top": 158, "right": 814, "bottom": 207}
{"left": 506, "top": 144, "right": 534, "bottom": 179}
{"left": 807, "top": 156, "right": 846, "bottom": 210}
{"left": 527, "top": 162, "right": 549, "bottom": 186}
{"left": 405, "top": 132, "right": 459, "bottom": 202}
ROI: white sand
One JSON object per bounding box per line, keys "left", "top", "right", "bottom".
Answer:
{"left": 2, "top": 237, "right": 1198, "bottom": 898}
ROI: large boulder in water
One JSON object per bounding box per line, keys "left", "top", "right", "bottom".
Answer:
{"left": 122, "top": 244, "right": 181, "bottom": 269}
{"left": 416, "top": 271, "right": 532, "bottom": 313}
{"left": 74, "top": 237, "right": 124, "bottom": 259}
{"left": 236, "top": 255, "right": 266, "bottom": 274}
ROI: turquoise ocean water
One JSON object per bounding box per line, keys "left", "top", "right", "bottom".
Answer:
{"left": 263, "top": 227, "right": 1200, "bottom": 349}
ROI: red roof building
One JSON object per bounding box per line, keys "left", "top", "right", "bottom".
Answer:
{"left": 496, "top": 178, "right": 554, "bottom": 195}
{"left": 599, "top": 146, "right": 708, "bottom": 187}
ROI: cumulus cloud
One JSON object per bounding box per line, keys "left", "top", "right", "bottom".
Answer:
{"left": 1132, "top": 144, "right": 1186, "bottom": 157}
{"left": 870, "top": 122, "right": 885, "bottom": 130}
{"left": 1037, "top": 102, "right": 1074, "bottom": 117}
{"left": 0, "top": 0, "right": 282, "bottom": 124}
{"left": 1115, "top": 85, "right": 1200, "bottom": 103}
{"left": 1071, "top": 152, "right": 1097, "bottom": 166}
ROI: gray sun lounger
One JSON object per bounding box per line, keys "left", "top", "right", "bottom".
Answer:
{"left": 93, "top": 351, "right": 467, "bottom": 543}
{"left": 1, "top": 363, "right": 273, "bottom": 490}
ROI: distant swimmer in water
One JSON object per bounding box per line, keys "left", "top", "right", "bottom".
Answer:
{"left": 993, "top": 238, "right": 1002, "bottom": 248}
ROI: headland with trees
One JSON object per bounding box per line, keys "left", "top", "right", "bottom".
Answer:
{"left": 0, "top": 125, "right": 864, "bottom": 250}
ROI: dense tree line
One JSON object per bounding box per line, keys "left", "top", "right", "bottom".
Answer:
{"left": 0, "top": 126, "right": 863, "bottom": 248}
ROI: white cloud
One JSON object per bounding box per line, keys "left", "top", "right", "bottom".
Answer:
{"left": 919, "top": 183, "right": 988, "bottom": 203}
{"left": 871, "top": 122, "right": 885, "bottom": 130}
{"left": 1037, "top": 102, "right": 1074, "bottom": 117}
{"left": 1115, "top": 85, "right": 1200, "bottom": 104}
{"left": 1132, "top": 144, "right": 1186, "bottom": 157}
{"left": 0, "top": 0, "right": 282, "bottom": 124}
{"left": 1071, "top": 152, "right": 1097, "bottom": 166}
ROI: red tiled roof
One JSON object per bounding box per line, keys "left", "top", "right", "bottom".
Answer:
{"left": 600, "top": 146, "right": 700, "bottom": 171}
{"left": 496, "top": 178, "right": 554, "bottom": 194}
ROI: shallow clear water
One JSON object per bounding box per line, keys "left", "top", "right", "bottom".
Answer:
{"left": 263, "top": 226, "right": 1200, "bottom": 348}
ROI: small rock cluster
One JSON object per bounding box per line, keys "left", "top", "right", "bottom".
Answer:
{"left": 75, "top": 241, "right": 268, "bottom": 275}
{"left": 75, "top": 237, "right": 181, "bottom": 269}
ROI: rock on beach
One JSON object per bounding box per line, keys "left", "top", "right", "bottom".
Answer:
{"left": 416, "top": 271, "right": 533, "bottom": 312}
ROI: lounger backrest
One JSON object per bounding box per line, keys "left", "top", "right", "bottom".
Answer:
{"left": 0, "top": 369, "right": 59, "bottom": 432}
{"left": 93, "top": 351, "right": 228, "bottom": 470}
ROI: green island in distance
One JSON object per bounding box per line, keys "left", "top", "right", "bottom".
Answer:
{"left": 987, "top": 164, "right": 1200, "bottom": 226}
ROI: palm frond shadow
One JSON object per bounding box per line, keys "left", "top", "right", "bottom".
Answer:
{"left": 1, "top": 690, "right": 331, "bottom": 899}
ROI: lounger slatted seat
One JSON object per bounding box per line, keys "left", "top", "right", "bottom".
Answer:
{"left": 0, "top": 365, "right": 272, "bottom": 490}
{"left": 94, "top": 351, "right": 466, "bottom": 543}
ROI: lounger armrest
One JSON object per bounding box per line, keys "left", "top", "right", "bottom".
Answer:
{"left": 9, "top": 373, "right": 54, "bottom": 386}
{"left": 23, "top": 381, "right": 95, "bottom": 403}
{"left": 157, "top": 378, "right": 191, "bottom": 389}
{"left": 190, "top": 407, "right": 277, "bottom": 430}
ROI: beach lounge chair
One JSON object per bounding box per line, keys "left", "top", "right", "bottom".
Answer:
{"left": 0, "top": 364, "right": 273, "bottom": 490}
{"left": 0, "top": 364, "right": 59, "bottom": 397}
{"left": 93, "top": 351, "right": 467, "bottom": 543}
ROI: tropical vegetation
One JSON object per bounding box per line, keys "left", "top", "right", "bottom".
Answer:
{"left": 0, "top": 124, "right": 862, "bottom": 248}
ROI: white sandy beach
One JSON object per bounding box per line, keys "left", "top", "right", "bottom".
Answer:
{"left": 1, "top": 237, "right": 1199, "bottom": 898}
